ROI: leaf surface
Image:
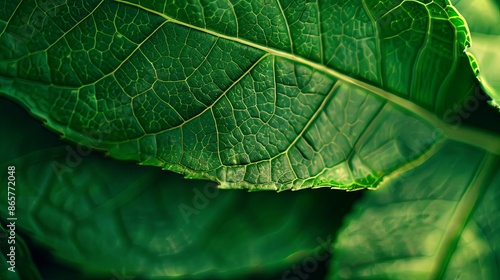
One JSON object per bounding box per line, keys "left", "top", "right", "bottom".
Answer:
{"left": 455, "top": 0, "right": 500, "bottom": 109}
{"left": 0, "top": 0, "right": 485, "bottom": 190}
{"left": 0, "top": 96, "right": 355, "bottom": 278}
{"left": 330, "top": 141, "right": 500, "bottom": 279}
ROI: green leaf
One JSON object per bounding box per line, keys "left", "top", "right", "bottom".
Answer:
{"left": 455, "top": 0, "right": 500, "bottom": 109}
{"left": 0, "top": 223, "right": 42, "bottom": 280}
{"left": 329, "top": 141, "right": 500, "bottom": 279}
{"left": 0, "top": 96, "right": 356, "bottom": 278}
{"left": 0, "top": 0, "right": 484, "bottom": 190}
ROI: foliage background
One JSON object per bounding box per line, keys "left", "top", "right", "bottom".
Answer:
{"left": 1, "top": 0, "right": 500, "bottom": 279}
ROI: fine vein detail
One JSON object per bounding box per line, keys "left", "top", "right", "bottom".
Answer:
{"left": 113, "top": 0, "right": 500, "bottom": 156}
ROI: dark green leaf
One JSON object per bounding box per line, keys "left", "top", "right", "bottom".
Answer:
{"left": 0, "top": 0, "right": 484, "bottom": 190}
{"left": 0, "top": 223, "right": 42, "bottom": 280}
{"left": 0, "top": 96, "right": 356, "bottom": 278}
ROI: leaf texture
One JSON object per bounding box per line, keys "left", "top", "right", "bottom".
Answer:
{"left": 0, "top": 223, "right": 42, "bottom": 280}
{"left": 0, "top": 96, "right": 355, "bottom": 278}
{"left": 330, "top": 141, "right": 500, "bottom": 279}
{"left": 0, "top": 0, "right": 482, "bottom": 190}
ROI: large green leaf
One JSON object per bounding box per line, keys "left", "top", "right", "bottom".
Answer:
{"left": 330, "top": 141, "right": 500, "bottom": 279}
{"left": 455, "top": 0, "right": 500, "bottom": 109}
{"left": 0, "top": 96, "right": 357, "bottom": 278}
{"left": 329, "top": 3, "right": 500, "bottom": 278}
{"left": 0, "top": 0, "right": 486, "bottom": 190}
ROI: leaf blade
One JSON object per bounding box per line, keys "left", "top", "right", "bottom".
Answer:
{"left": 0, "top": 96, "right": 357, "bottom": 278}
{"left": 0, "top": 0, "right": 484, "bottom": 190}
{"left": 330, "top": 141, "right": 500, "bottom": 279}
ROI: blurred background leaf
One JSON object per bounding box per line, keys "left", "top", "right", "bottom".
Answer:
{"left": 455, "top": 0, "right": 500, "bottom": 109}
{"left": 0, "top": 223, "right": 42, "bottom": 280}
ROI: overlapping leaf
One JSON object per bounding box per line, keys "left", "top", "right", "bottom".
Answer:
{"left": 330, "top": 141, "right": 500, "bottom": 279}
{"left": 0, "top": 97, "right": 356, "bottom": 278}
{"left": 0, "top": 0, "right": 482, "bottom": 190}
{"left": 0, "top": 223, "right": 42, "bottom": 280}
{"left": 455, "top": 0, "right": 500, "bottom": 109}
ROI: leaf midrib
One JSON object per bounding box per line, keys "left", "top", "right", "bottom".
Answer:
{"left": 429, "top": 153, "right": 500, "bottom": 279}
{"left": 1, "top": 0, "right": 498, "bottom": 156}
{"left": 113, "top": 0, "right": 500, "bottom": 156}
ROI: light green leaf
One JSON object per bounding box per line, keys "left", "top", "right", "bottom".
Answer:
{"left": 455, "top": 0, "right": 500, "bottom": 109}
{"left": 0, "top": 0, "right": 485, "bottom": 190}
{"left": 330, "top": 141, "right": 500, "bottom": 279}
{"left": 0, "top": 96, "right": 354, "bottom": 278}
